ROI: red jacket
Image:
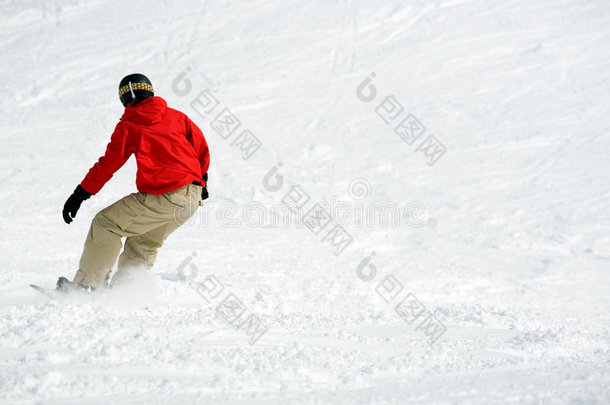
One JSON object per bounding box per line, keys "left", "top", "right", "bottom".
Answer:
{"left": 80, "top": 97, "right": 210, "bottom": 195}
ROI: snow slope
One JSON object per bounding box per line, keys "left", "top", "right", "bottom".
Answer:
{"left": 1, "top": 0, "right": 609, "bottom": 403}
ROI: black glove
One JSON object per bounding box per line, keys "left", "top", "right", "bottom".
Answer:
{"left": 62, "top": 185, "right": 92, "bottom": 224}
{"left": 201, "top": 173, "right": 209, "bottom": 200}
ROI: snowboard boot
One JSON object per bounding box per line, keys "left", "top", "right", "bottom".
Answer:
{"left": 56, "top": 277, "right": 94, "bottom": 293}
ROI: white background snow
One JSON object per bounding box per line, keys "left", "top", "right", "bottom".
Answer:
{"left": 1, "top": 0, "right": 609, "bottom": 403}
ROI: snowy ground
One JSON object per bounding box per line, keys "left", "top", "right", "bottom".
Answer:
{"left": 1, "top": 0, "right": 610, "bottom": 403}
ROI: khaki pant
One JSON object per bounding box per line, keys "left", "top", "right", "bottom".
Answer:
{"left": 73, "top": 183, "right": 202, "bottom": 288}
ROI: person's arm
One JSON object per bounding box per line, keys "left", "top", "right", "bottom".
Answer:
{"left": 186, "top": 116, "right": 210, "bottom": 182}
{"left": 186, "top": 116, "right": 210, "bottom": 199}
{"left": 63, "top": 123, "right": 132, "bottom": 224}
{"left": 80, "top": 122, "right": 133, "bottom": 195}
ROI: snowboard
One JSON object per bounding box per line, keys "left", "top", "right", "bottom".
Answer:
{"left": 29, "top": 277, "right": 85, "bottom": 298}
{"left": 29, "top": 284, "right": 60, "bottom": 298}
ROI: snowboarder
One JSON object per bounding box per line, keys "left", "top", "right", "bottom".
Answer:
{"left": 60, "top": 73, "right": 210, "bottom": 291}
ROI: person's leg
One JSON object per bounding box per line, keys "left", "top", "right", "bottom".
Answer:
{"left": 113, "top": 220, "right": 184, "bottom": 286}
{"left": 73, "top": 184, "right": 201, "bottom": 289}
{"left": 113, "top": 184, "right": 201, "bottom": 286}
{"left": 72, "top": 210, "right": 124, "bottom": 288}
{"left": 73, "top": 192, "right": 162, "bottom": 288}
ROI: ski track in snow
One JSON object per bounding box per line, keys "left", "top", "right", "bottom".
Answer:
{"left": 1, "top": 0, "right": 609, "bottom": 403}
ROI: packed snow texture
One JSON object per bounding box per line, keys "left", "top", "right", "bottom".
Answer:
{"left": 1, "top": 0, "right": 609, "bottom": 403}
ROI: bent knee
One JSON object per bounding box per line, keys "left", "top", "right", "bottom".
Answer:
{"left": 91, "top": 211, "right": 124, "bottom": 235}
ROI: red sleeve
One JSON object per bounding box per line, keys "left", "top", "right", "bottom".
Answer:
{"left": 186, "top": 116, "right": 210, "bottom": 185}
{"left": 80, "top": 122, "right": 133, "bottom": 195}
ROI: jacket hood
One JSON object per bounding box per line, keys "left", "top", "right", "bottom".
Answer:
{"left": 121, "top": 96, "right": 167, "bottom": 125}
